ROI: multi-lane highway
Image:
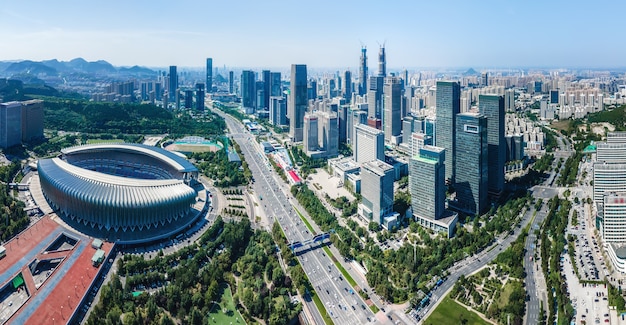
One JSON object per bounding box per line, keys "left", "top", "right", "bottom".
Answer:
{"left": 215, "top": 108, "right": 377, "bottom": 324}
{"left": 523, "top": 205, "right": 548, "bottom": 325}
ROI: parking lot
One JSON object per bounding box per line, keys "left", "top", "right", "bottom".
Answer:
{"left": 563, "top": 250, "right": 614, "bottom": 325}
{"left": 570, "top": 206, "right": 605, "bottom": 282}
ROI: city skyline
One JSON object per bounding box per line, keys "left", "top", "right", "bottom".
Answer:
{"left": 1, "top": 0, "right": 625, "bottom": 69}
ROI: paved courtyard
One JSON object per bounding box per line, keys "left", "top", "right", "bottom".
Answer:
{"left": 307, "top": 168, "right": 355, "bottom": 201}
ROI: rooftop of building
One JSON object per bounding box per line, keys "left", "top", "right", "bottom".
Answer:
{"left": 41, "top": 158, "right": 183, "bottom": 187}
{"left": 355, "top": 123, "right": 383, "bottom": 134}
{"left": 362, "top": 159, "right": 394, "bottom": 176}
{"left": 61, "top": 143, "right": 197, "bottom": 173}
{"left": 329, "top": 156, "right": 360, "bottom": 170}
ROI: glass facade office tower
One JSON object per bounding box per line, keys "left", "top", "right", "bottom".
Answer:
{"left": 410, "top": 145, "right": 446, "bottom": 221}
{"left": 383, "top": 76, "right": 402, "bottom": 143}
{"left": 270, "top": 72, "right": 282, "bottom": 97}
{"left": 241, "top": 70, "right": 256, "bottom": 114}
{"left": 435, "top": 81, "right": 460, "bottom": 182}
{"left": 255, "top": 80, "right": 266, "bottom": 111}
{"left": 368, "top": 76, "right": 384, "bottom": 120}
{"left": 354, "top": 124, "right": 384, "bottom": 164}
{"left": 342, "top": 70, "right": 352, "bottom": 103}
{"left": 262, "top": 70, "right": 271, "bottom": 110}
{"left": 229, "top": 71, "right": 234, "bottom": 94}
{"left": 20, "top": 99, "right": 44, "bottom": 142}
{"left": 205, "top": 58, "right": 213, "bottom": 93}
{"left": 168, "top": 66, "right": 178, "bottom": 94}
{"left": 270, "top": 96, "right": 287, "bottom": 126}
{"left": 0, "top": 101, "right": 22, "bottom": 149}
{"left": 289, "top": 64, "right": 308, "bottom": 142}
{"left": 195, "top": 83, "right": 205, "bottom": 111}
{"left": 303, "top": 113, "right": 319, "bottom": 153}
{"left": 360, "top": 160, "right": 395, "bottom": 224}
{"left": 358, "top": 47, "right": 367, "bottom": 96}
{"left": 455, "top": 113, "right": 488, "bottom": 215}
{"left": 479, "top": 94, "right": 505, "bottom": 196}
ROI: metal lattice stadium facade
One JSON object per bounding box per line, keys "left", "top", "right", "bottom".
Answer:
{"left": 38, "top": 143, "right": 201, "bottom": 240}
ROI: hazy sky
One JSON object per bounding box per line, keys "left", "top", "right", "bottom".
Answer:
{"left": 1, "top": 0, "right": 624, "bottom": 69}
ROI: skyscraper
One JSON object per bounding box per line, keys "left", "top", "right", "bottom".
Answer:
{"left": 368, "top": 76, "right": 384, "bottom": 120}
{"left": 358, "top": 46, "right": 368, "bottom": 96}
{"left": 205, "top": 58, "right": 213, "bottom": 93}
{"left": 168, "top": 66, "right": 178, "bottom": 95}
{"left": 318, "top": 111, "right": 338, "bottom": 158}
{"left": 289, "top": 64, "right": 307, "bottom": 142}
{"left": 479, "top": 94, "right": 505, "bottom": 197}
{"left": 303, "top": 111, "right": 338, "bottom": 158}
{"left": 354, "top": 124, "right": 384, "bottom": 164}
{"left": 270, "top": 72, "right": 282, "bottom": 97}
{"left": 255, "top": 80, "right": 265, "bottom": 111}
{"left": 269, "top": 96, "right": 287, "bottom": 126}
{"left": 338, "top": 105, "right": 349, "bottom": 143}
{"left": 195, "top": 83, "right": 205, "bottom": 111}
{"left": 359, "top": 160, "right": 395, "bottom": 224}
{"left": 303, "top": 113, "right": 319, "bottom": 153}
{"left": 184, "top": 90, "right": 194, "bottom": 109}
{"left": 342, "top": 70, "right": 352, "bottom": 103}
{"left": 383, "top": 76, "right": 402, "bottom": 143}
{"left": 602, "top": 192, "right": 626, "bottom": 243}
{"left": 480, "top": 72, "right": 488, "bottom": 87}
{"left": 0, "top": 101, "right": 22, "bottom": 149}
{"left": 410, "top": 145, "right": 446, "bottom": 221}
{"left": 229, "top": 71, "right": 234, "bottom": 94}
{"left": 378, "top": 45, "right": 386, "bottom": 77}
{"left": 20, "top": 99, "right": 44, "bottom": 142}
{"left": 435, "top": 81, "right": 461, "bottom": 182}
{"left": 241, "top": 70, "right": 256, "bottom": 114}
{"left": 410, "top": 132, "right": 432, "bottom": 157}
{"left": 455, "top": 113, "right": 488, "bottom": 215}
{"left": 505, "top": 89, "right": 515, "bottom": 112}
{"left": 262, "top": 70, "right": 271, "bottom": 110}
{"left": 348, "top": 109, "right": 368, "bottom": 145}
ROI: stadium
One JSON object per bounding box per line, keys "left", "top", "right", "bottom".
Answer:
{"left": 37, "top": 143, "right": 204, "bottom": 242}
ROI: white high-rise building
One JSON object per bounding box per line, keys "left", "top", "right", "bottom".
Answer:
{"left": 358, "top": 160, "right": 394, "bottom": 224}
{"left": 410, "top": 132, "right": 432, "bottom": 157}
{"left": 353, "top": 124, "right": 384, "bottom": 164}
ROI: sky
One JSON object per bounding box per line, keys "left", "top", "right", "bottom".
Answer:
{"left": 1, "top": 0, "right": 624, "bottom": 69}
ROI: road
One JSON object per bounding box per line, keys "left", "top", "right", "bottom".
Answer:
{"left": 416, "top": 204, "right": 538, "bottom": 322}
{"left": 216, "top": 109, "right": 377, "bottom": 324}
{"left": 522, "top": 130, "right": 574, "bottom": 324}
{"left": 523, "top": 205, "right": 548, "bottom": 325}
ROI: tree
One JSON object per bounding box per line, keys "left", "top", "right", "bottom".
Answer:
{"left": 368, "top": 222, "right": 380, "bottom": 232}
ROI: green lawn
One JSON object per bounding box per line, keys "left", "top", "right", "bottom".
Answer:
{"left": 208, "top": 284, "right": 246, "bottom": 325}
{"left": 424, "top": 296, "right": 490, "bottom": 325}
{"left": 322, "top": 246, "right": 358, "bottom": 287}
{"left": 311, "top": 291, "right": 334, "bottom": 325}
{"left": 497, "top": 281, "right": 515, "bottom": 308}
{"left": 294, "top": 207, "right": 316, "bottom": 235}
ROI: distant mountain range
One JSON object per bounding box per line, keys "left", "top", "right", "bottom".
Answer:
{"left": 0, "top": 58, "right": 157, "bottom": 77}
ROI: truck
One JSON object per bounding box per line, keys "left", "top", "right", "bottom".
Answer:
{"left": 0, "top": 245, "right": 6, "bottom": 259}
